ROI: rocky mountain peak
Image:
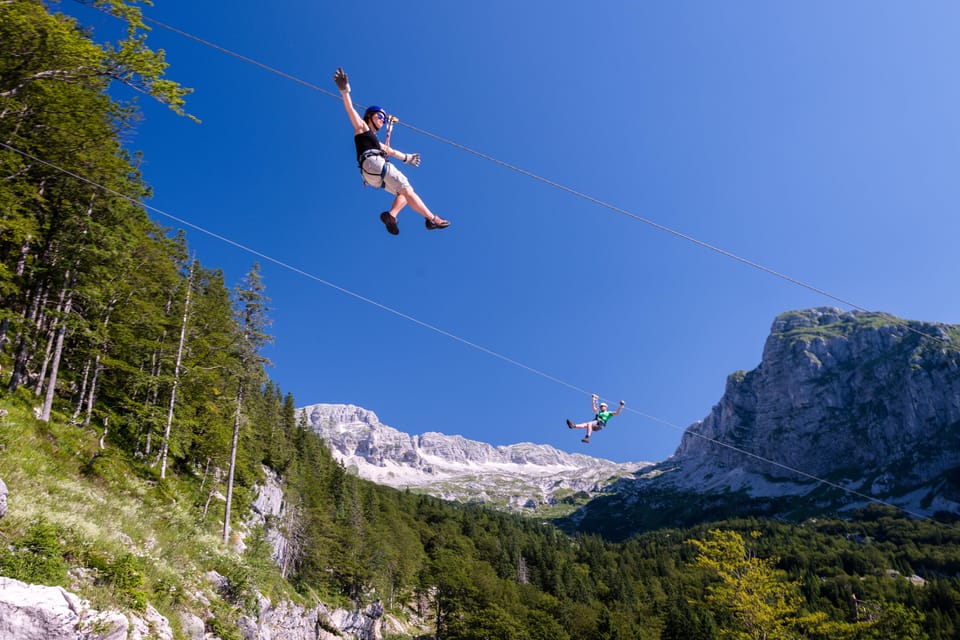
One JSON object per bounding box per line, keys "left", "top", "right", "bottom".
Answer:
{"left": 676, "top": 308, "right": 960, "bottom": 480}
{"left": 568, "top": 308, "right": 960, "bottom": 538}
{"left": 299, "top": 403, "right": 650, "bottom": 512}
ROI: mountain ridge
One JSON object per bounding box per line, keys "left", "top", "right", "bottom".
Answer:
{"left": 299, "top": 402, "right": 651, "bottom": 512}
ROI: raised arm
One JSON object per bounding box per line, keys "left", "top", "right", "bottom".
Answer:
{"left": 612, "top": 400, "right": 625, "bottom": 417}
{"left": 591, "top": 394, "right": 599, "bottom": 412}
{"left": 333, "top": 67, "right": 367, "bottom": 134}
{"left": 382, "top": 145, "right": 421, "bottom": 167}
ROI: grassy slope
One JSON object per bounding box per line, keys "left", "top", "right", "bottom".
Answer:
{"left": 0, "top": 393, "right": 299, "bottom": 638}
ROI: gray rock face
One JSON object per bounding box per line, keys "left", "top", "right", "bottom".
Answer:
{"left": 0, "top": 577, "right": 81, "bottom": 640}
{"left": 0, "top": 576, "right": 172, "bottom": 640}
{"left": 674, "top": 308, "right": 960, "bottom": 490}
{"left": 572, "top": 308, "right": 960, "bottom": 537}
{"left": 246, "top": 466, "right": 287, "bottom": 563}
{"left": 235, "top": 592, "right": 390, "bottom": 640}
{"left": 0, "top": 574, "right": 401, "bottom": 640}
{"left": 301, "top": 403, "right": 650, "bottom": 510}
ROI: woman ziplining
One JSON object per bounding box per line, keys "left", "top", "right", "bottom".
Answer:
{"left": 333, "top": 67, "right": 451, "bottom": 236}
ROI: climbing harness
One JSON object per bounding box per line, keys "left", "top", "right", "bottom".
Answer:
{"left": 359, "top": 113, "right": 399, "bottom": 190}
{"left": 359, "top": 149, "right": 388, "bottom": 188}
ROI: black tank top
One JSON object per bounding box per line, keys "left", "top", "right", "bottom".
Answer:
{"left": 354, "top": 130, "right": 381, "bottom": 162}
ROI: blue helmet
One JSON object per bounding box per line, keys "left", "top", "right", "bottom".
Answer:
{"left": 364, "top": 105, "right": 386, "bottom": 121}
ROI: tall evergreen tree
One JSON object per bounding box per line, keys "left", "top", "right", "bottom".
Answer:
{"left": 223, "top": 263, "right": 272, "bottom": 545}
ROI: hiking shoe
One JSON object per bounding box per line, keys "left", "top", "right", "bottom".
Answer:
{"left": 425, "top": 217, "right": 450, "bottom": 230}
{"left": 581, "top": 437, "right": 590, "bottom": 444}
{"left": 566, "top": 419, "right": 576, "bottom": 429}
{"left": 380, "top": 212, "right": 399, "bottom": 235}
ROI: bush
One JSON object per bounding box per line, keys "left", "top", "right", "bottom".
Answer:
{"left": 102, "top": 553, "right": 147, "bottom": 612}
{"left": 0, "top": 518, "right": 69, "bottom": 585}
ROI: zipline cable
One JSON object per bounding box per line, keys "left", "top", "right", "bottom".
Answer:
{"left": 49, "top": 4, "right": 960, "bottom": 529}
{"left": 2, "top": 139, "right": 949, "bottom": 528}
{"left": 116, "top": 11, "right": 947, "bottom": 348}
{"left": 67, "top": 1, "right": 949, "bottom": 347}
{"left": 0, "top": 141, "right": 590, "bottom": 399}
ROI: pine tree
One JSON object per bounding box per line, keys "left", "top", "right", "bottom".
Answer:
{"left": 223, "top": 263, "right": 272, "bottom": 545}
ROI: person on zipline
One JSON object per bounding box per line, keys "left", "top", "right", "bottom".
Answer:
{"left": 334, "top": 67, "right": 450, "bottom": 235}
{"left": 567, "top": 395, "right": 625, "bottom": 443}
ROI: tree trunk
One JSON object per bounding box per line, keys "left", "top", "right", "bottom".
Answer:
{"left": 83, "top": 354, "right": 102, "bottom": 428}
{"left": 223, "top": 379, "right": 243, "bottom": 545}
{"left": 0, "top": 238, "right": 31, "bottom": 351}
{"left": 40, "top": 272, "right": 75, "bottom": 422}
{"left": 160, "top": 262, "right": 193, "bottom": 480}
{"left": 72, "top": 358, "right": 91, "bottom": 423}
{"left": 34, "top": 284, "right": 67, "bottom": 396}
{"left": 8, "top": 279, "right": 49, "bottom": 392}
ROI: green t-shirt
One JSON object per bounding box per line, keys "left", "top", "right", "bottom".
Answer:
{"left": 595, "top": 410, "right": 614, "bottom": 425}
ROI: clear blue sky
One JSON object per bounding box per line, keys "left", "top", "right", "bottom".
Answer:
{"left": 59, "top": 1, "right": 960, "bottom": 463}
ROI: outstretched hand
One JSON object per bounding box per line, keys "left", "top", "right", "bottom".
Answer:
{"left": 403, "top": 153, "right": 421, "bottom": 167}
{"left": 333, "top": 67, "right": 350, "bottom": 92}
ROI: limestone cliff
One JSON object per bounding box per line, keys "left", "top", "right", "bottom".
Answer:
{"left": 569, "top": 308, "right": 960, "bottom": 539}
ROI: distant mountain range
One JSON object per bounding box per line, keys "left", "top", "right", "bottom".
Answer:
{"left": 298, "top": 403, "right": 650, "bottom": 513}
{"left": 565, "top": 308, "right": 960, "bottom": 539}
{"left": 301, "top": 309, "right": 960, "bottom": 540}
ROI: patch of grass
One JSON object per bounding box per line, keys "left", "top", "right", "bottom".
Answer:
{"left": 0, "top": 518, "right": 69, "bottom": 585}
{"left": 775, "top": 310, "right": 902, "bottom": 343}
{"left": 102, "top": 553, "right": 148, "bottom": 612}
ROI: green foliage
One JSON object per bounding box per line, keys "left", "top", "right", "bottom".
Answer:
{"left": 5, "top": 398, "right": 960, "bottom": 638}
{"left": 102, "top": 553, "right": 147, "bottom": 612}
{"left": 213, "top": 554, "right": 259, "bottom": 614}
{"left": 689, "top": 529, "right": 840, "bottom": 639}
{"left": 0, "top": 518, "right": 69, "bottom": 585}
{"left": 206, "top": 599, "right": 244, "bottom": 640}
{"left": 83, "top": 447, "right": 133, "bottom": 487}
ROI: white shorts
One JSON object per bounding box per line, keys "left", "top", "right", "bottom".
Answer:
{"left": 360, "top": 155, "right": 411, "bottom": 195}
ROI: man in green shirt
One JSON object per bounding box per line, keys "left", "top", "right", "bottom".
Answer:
{"left": 567, "top": 394, "right": 625, "bottom": 443}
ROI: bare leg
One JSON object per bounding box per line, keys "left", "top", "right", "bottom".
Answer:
{"left": 386, "top": 193, "right": 408, "bottom": 220}
{"left": 579, "top": 420, "right": 597, "bottom": 443}
{"left": 398, "top": 186, "right": 447, "bottom": 224}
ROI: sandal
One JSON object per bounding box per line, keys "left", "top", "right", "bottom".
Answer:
{"left": 425, "top": 216, "right": 451, "bottom": 230}
{"left": 380, "top": 212, "right": 399, "bottom": 235}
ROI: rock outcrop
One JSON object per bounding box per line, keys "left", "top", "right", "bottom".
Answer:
{"left": 0, "top": 574, "right": 403, "bottom": 640}
{"left": 675, "top": 308, "right": 960, "bottom": 486}
{"left": 245, "top": 465, "right": 287, "bottom": 563}
{"left": 569, "top": 308, "right": 960, "bottom": 539}
{"left": 0, "top": 576, "right": 172, "bottom": 640}
{"left": 235, "top": 595, "right": 389, "bottom": 640}
{"left": 0, "top": 477, "right": 7, "bottom": 519}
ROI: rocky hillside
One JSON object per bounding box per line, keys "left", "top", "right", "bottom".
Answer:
{"left": 300, "top": 403, "right": 650, "bottom": 512}
{"left": 567, "top": 308, "right": 960, "bottom": 539}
